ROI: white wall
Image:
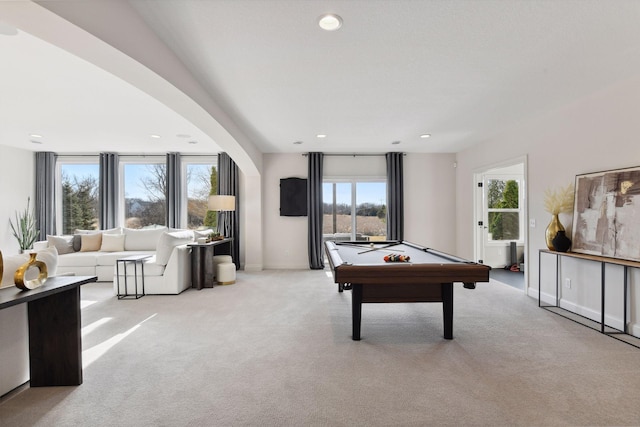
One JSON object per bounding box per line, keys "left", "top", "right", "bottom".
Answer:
{"left": 263, "top": 154, "right": 308, "bottom": 269}
{"left": 0, "top": 145, "right": 35, "bottom": 254}
{"left": 404, "top": 153, "right": 457, "bottom": 254}
{"left": 0, "top": 145, "right": 33, "bottom": 396}
{"left": 262, "top": 153, "right": 458, "bottom": 268}
{"left": 456, "top": 74, "right": 640, "bottom": 332}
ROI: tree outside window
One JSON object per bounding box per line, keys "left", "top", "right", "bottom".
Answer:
{"left": 124, "top": 163, "right": 166, "bottom": 228}
{"left": 59, "top": 164, "right": 99, "bottom": 234}
{"left": 487, "top": 179, "right": 520, "bottom": 241}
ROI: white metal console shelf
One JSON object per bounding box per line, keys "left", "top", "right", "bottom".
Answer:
{"left": 539, "top": 249, "right": 640, "bottom": 349}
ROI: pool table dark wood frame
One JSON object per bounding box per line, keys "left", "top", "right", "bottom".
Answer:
{"left": 325, "top": 240, "right": 490, "bottom": 341}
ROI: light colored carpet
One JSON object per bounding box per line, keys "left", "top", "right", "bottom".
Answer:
{"left": 1, "top": 269, "right": 640, "bottom": 426}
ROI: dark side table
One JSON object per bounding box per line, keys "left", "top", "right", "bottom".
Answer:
{"left": 188, "top": 239, "right": 232, "bottom": 290}
{"left": 116, "top": 254, "right": 151, "bottom": 299}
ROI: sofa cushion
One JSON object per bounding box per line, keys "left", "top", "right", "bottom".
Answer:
{"left": 47, "top": 235, "right": 75, "bottom": 255}
{"left": 57, "top": 251, "right": 100, "bottom": 267}
{"left": 112, "top": 255, "right": 165, "bottom": 276}
{"left": 143, "top": 256, "right": 165, "bottom": 276}
{"left": 100, "top": 234, "right": 126, "bottom": 252}
{"left": 80, "top": 233, "right": 102, "bottom": 252}
{"left": 95, "top": 251, "right": 154, "bottom": 266}
{"left": 123, "top": 227, "right": 168, "bottom": 251}
{"left": 156, "top": 231, "right": 194, "bottom": 266}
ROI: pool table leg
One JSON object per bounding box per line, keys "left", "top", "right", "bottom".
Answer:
{"left": 352, "top": 284, "right": 362, "bottom": 340}
{"left": 442, "top": 283, "right": 453, "bottom": 340}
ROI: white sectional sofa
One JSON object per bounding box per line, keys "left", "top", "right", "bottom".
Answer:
{"left": 34, "top": 227, "right": 200, "bottom": 295}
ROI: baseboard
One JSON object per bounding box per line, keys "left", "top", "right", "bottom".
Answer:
{"left": 242, "top": 263, "right": 263, "bottom": 272}
{"left": 534, "top": 289, "right": 626, "bottom": 331}
{"left": 629, "top": 323, "right": 640, "bottom": 337}
{"left": 534, "top": 288, "right": 556, "bottom": 305}
{"left": 264, "top": 264, "right": 315, "bottom": 270}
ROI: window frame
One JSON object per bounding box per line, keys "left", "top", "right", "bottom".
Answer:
{"left": 323, "top": 176, "right": 387, "bottom": 241}
{"left": 55, "top": 156, "right": 100, "bottom": 234}
{"left": 181, "top": 155, "right": 218, "bottom": 229}
{"left": 119, "top": 155, "right": 166, "bottom": 228}
{"left": 483, "top": 174, "right": 524, "bottom": 245}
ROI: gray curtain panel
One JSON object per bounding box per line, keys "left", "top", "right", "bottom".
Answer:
{"left": 99, "top": 153, "right": 119, "bottom": 229}
{"left": 166, "top": 152, "right": 181, "bottom": 228}
{"left": 386, "top": 152, "right": 404, "bottom": 241}
{"left": 35, "top": 151, "right": 57, "bottom": 239}
{"left": 218, "top": 152, "right": 240, "bottom": 269}
{"left": 307, "top": 152, "right": 324, "bottom": 269}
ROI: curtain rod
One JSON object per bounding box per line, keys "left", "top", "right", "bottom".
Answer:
{"left": 53, "top": 153, "right": 217, "bottom": 158}
{"left": 301, "top": 153, "right": 405, "bottom": 157}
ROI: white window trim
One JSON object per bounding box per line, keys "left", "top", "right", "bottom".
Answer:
{"left": 484, "top": 174, "right": 524, "bottom": 246}
{"left": 181, "top": 156, "right": 217, "bottom": 229}
{"left": 323, "top": 176, "right": 387, "bottom": 240}
{"left": 119, "top": 156, "right": 165, "bottom": 228}
{"left": 55, "top": 156, "right": 99, "bottom": 234}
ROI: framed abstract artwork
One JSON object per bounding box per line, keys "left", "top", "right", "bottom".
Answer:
{"left": 571, "top": 165, "right": 640, "bottom": 262}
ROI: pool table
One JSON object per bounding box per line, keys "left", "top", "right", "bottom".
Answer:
{"left": 325, "top": 240, "right": 490, "bottom": 341}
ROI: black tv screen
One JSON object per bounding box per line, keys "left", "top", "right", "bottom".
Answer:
{"left": 280, "top": 178, "right": 307, "bottom": 216}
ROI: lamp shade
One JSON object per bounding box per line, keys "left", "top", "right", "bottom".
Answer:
{"left": 208, "top": 195, "right": 236, "bottom": 211}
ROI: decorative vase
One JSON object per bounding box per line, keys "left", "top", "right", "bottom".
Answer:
{"left": 14, "top": 252, "right": 48, "bottom": 290}
{"left": 552, "top": 230, "right": 572, "bottom": 252}
{"left": 545, "top": 214, "right": 565, "bottom": 250}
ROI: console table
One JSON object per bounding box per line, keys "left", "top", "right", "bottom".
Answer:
{"left": 0, "top": 275, "right": 98, "bottom": 386}
{"left": 539, "top": 249, "right": 640, "bottom": 348}
{"left": 188, "top": 239, "right": 232, "bottom": 289}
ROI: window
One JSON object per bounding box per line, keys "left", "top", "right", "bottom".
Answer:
{"left": 183, "top": 157, "right": 217, "bottom": 230}
{"left": 122, "top": 160, "right": 166, "bottom": 228}
{"left": 57, "top": 159, "right": 100, "bottom": 234}
{"left": 323, "top": 179, "right": 386, "bottom": 241}
{"left": 57, "top": 155, "right": 219, "bottom": 232}
{"left": 485, "top": 178, "right": 522, "bottom": 242}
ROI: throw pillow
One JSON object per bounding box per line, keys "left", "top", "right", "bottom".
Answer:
{"left": 123, "top": 227, "right": 168, "bottom": 251}
{"left": 75, "top": 227, "right": 121, "bottom": 235}
{"left": 72, "top": 234, "right": 82, "bottom": 252}
{"left": 155, "top": 230, "right": 194, "bottom": 266}
{"left": 0, "top": 253, "right": 29, "bottom": 289}
{"left": 193, "top": 229, "right": 214, "bottom": 239}
{"left": 100, "top": 234, "right": 126, "bottom": 252}
{"left": 80, "top": 232, "right": 102, "bottom": 252}
{"left": 47, "top": 235, "right": 75, "bottom": 255}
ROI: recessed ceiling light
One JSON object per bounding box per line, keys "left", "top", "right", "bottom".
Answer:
{"left": 293, "top": 141, "right": 303, "bottom": 145}
{"left": 318, "top": 14, "right": 343, "bottom": 31}
{"left": 188, "top": 140, "right": 198, "bottom": 145}
{"left": 420, "top": 134, "right": 431, "bottom": 139}
{"left": 391, "top": 141, "right": 401, "bottom": 145}
{"left": 30, "top": 140, "right": 43, "bottom": 144}
{"left": 150, "top": 134, "right": 161, "bottom": 139}
{"left": 317, "top": 134, "right": 327, "bottom": 138}
{"left": 176, "top": 134, "right": 191, "bottom": 138}
{"left": 30, "top": 134, "right": 43, "bottom": 138}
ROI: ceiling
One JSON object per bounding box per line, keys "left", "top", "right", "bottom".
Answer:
{"left": 2, "top": 0, "right": 640, "bottom": 157}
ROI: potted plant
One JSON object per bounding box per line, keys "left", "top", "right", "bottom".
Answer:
{"left": 9, "top": 197, "right": 39, "bottom": 252}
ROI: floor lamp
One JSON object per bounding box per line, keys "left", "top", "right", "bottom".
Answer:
{"left": 208, "top": 195, "right": 236, "bottom": 238}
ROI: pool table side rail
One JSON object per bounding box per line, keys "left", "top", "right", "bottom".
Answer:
{"left": 325, "top": 241, "right": 490, "bottom": 285}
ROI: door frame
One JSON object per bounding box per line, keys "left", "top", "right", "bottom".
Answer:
{"left": 473, "top": 155, "right": 528, "bottom": 291}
